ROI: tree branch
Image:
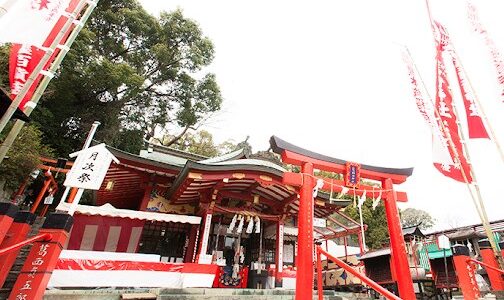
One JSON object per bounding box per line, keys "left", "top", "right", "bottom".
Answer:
{"left": 162, "top": 124, "right": 194, "bottom": 147}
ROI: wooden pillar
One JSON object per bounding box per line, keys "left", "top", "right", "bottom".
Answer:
{"left": 138, "top": 183, "right": 154, "bottom": 211}
{"left": 184, "top": 225, "right": 199, "bottom": 263}
{"left": 295, "top": 162, "right": 314, "bottom": 300}
{"left": 30, "top": 178, "right": 51, "bottom": 213}
{"left": 8, "top": 213, "right": 73, "bottom": 300}
{"left": 0, "top": 203, "right": 18, "bottom": 245}
{"left": 11, "top": 177, "right": 29, "bottom": 204}
{"left": 343, "top": 237, "right": 348, "bottom": 260}
{"left": 0, "top": 211, "right": 35, "bottom": 287}
{"left": 357, "top": 233, "right": 365, "bottom": 255}
{"left": 275, "top": 220, "right": 284, "bottom": 287}
{"left": 479, "top": 240, "right": 504, "bottom": 291}
{"left": 452, "top": 245, "right": 480, "bottom": 300}
{"left": 66, "top": 187, "right": 78, "bottom": 203}
{"left": 382, "top": 178, "right": 415, "bottom": 299}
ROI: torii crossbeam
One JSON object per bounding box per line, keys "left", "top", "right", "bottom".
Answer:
{"left": 270, "top": 136, "right": 415, "bottom": 300}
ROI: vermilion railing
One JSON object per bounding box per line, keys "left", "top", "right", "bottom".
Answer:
{"left": 0, "top": 233, "right": 52, "bottom": 256}
{"left": 467, "top": 258, "right": 504, "bottom": 274}
{"left": 315, "top": 246, "right": 402, "bottom": 300}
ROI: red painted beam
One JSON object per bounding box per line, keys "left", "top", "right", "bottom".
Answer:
{"left": 185, "top": 172, "right": 283, "bottom": 186}
{"left": 282, "top": 150, "right": 409, "bottom": 184}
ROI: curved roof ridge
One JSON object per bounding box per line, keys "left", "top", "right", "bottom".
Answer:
{"left": 205, "top": 158, "right": 287, "bottom": 173}
{"left": 198, "top": 148, "right": 246, "bottom": 164}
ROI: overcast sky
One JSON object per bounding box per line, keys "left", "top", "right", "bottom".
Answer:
{"left": 139, "top": 0, "right": 504, "bottom": 231}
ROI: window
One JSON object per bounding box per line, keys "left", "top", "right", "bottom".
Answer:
{"left": 138, "top": 221, "right": 191, "bottom": 262}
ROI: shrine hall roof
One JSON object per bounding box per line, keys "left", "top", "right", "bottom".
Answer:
{"left": 89, "top": 142, "right": 354, "bottom": 214}
{"left": 138, "top": 144, "right": 249, "bottom": 168}
{"left": 166, "top": 158, "right": 351, "bottom": 218}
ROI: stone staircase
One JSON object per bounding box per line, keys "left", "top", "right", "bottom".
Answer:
{"left": 0, "top": 216, "right": 45, "bottom": 300}
{"left": 156, "top": 288, "right": 346, "bottom": 300}
{"left": 42, "top": 288, "right": 370, "bottom": 300}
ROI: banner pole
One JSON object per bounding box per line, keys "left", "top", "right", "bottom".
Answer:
{"left": 0, "top": 0, "right": 98, "bottom": 165}
{"left": 66, "top": 120, "right": 100, "bottom": 216}
{"left": 451, "top": 100, "right": 504, "bottom": 269}
{"left": 0, "top": 0, "right": 89, "bottom": 136}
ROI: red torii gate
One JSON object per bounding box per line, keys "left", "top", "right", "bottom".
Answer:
{"left": 270, "top": 136, "right": 416, "bottom": 300}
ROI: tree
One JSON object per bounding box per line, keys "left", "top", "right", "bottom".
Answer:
{"left": 345, "top": 199, "right": 389, "bottom": 250}
{"left": 168, "top": 130, "right": 219, "bottom": 157}
{"left": 0, "top": 124, "right": 53, "bottom": 194}
{"left": 400, "top": 208, "right": 435, "bottom": 230}
{"left": 161, "top": 130, "right": 237, "bottom": 158}
{"left": 12, "top": 1, "right": 222, "bottom": 156}
{"left": 111, "top": 129, "right": 144, "bottom": 154}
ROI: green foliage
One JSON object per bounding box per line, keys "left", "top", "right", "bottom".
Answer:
{"left": 0, "top": 45, "right": 9, "bottom": 90}
{"left": 15, "top": 1, "right": 223, "bottom": 156}
{"left": 111, "top": 129, "right": 144, "bottom": 154}
{"left": 314, "top": 170, "right": 341, "bottom": 180}
{"left": 165, "top": 130, "right": 237, "bottom": 158}
{"left": 345, "top": 199, "right": 389, "bottom": 250}
{"left": 169, "top": 130, "right": 219, "bottom": 157}
{"left": 218, "top": 139, "right": 239, "bottom": 154}
{"left": 400, "top": 207, "right": 435, "bottom": 230}
{"left": 0, "top": 124, "right": 53, "bottom": 191}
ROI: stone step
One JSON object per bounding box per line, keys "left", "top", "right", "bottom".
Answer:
{"left": 43, "top": 294, "right": 344, "bottom": 300}
{"left": 158, "top": 296, "right": 343, "bottom": 300}
{"left": 42, "top": 289, "right": 369, "bottom": 300}
{"left": 158, "top": 288, "right": 335, "bottom": 296}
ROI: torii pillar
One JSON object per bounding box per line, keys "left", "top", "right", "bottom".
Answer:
{"left": 270, "top": 136, "right": 415, "bottom": 300}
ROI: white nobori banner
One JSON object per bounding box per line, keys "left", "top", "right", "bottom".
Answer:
{"left": 0, "top": 0, "right": 72, "bottom": 47}
{"left": 64, "top": 143, "right": 119, "bottom": 190}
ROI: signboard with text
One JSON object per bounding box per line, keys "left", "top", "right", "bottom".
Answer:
{"left": 345, "top": 162, "right": 361, "bottom": 188}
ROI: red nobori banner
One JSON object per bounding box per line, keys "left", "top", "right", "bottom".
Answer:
{"left": 434, "top": 38, "right": 473, "bottom": 183}
{"left": 402, "top": 50, "right": 456, "bottom": 179}
{"left": 8, "top": 0, "right": 81, "bottom": 110}
{"left": 451, "top": 54, "right": 489, "bottom": 139}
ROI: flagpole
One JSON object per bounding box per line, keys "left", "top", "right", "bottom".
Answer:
{"left": 451, "top": 102, "right": 504, "bottom": 267}
{"left": 449, "top": 48, "right": 504, "bottom": 164}
{"left": 0, "top": 0, "right": 98, "bottom": 165}
{"left": 0, "top": 0, "right": 89, "bottom": 136}
{"left": 424, "top": 0, "right": 504, "bottom": 269}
